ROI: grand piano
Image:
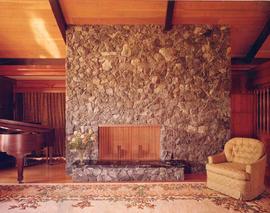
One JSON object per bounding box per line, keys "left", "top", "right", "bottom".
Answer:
{"left": 0, "top": 119, "right": 54, "bottom": 183}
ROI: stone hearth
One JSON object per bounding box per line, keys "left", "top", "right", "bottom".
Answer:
{"left": 71, "top": 160, "right": 185, "bottom": 182}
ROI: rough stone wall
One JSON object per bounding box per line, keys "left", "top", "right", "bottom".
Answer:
{"left": 66, "top": 25, "right": 231, "bottom": 172}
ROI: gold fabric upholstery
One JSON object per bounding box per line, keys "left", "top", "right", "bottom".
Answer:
{"left": 224, "top": 138, "right": 264, "bottom": 164}
{"left": 206, "top": 137, "right": 266, "bottom": 200}
{"left": 208, "top": 152, "right": 226, "bottom": 164}
{"left": 206, "top": 162, "right": 250, "bottom": 180}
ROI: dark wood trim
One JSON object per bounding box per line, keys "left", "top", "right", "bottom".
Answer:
{"left": 49, "top": 0, "right": 67, "bottom": 43}
{"left": 164, "top": 0, "right": 175, "bottom": 31}
{"left": 0, "top": 59, "right": 65, "bottom": 66}
{"left": 0, "top": 65, "right": 65, "bottom": 76}
{"left": 231, "top": 57, "right": 270, "bottom": 65}
{"left": 245, "top": 19, "right": 270, "bottom": 63}
{"left": 0, "top": 76, "right": 16, "bottom": 84}
{"left": 15, "top": 80, "right": 66, "bottom": 93}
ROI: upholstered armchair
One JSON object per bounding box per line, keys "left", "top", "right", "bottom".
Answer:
{"left": 206, "top": 137, "right": 267, "bottom": 200}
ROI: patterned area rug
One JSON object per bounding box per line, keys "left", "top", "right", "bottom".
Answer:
{"left": 0, "top": 182, "right": 269, "bottom": 213}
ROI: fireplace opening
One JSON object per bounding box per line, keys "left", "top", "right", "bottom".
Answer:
{"left": 98, "top": 124, "right": 160, "bottom": 161}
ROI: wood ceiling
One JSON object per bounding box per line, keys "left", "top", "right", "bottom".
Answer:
{"left": 0, "top": 1, "right": 269, "bottom": 92}
{"left": 0, "top": 0, "right": 65, "bottom": 58}
{"left": 59, "top": 0, "right": 270, "bottom": 58}
{"left": 0, "top": 1, "right": 269, "bottom": 59}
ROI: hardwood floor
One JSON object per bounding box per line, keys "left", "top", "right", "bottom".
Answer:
{"left": 0, "top": 159, "right": 268, "bottom": 186}
{"left": 0, "top": 159, "right": 72, "bottom": 183}
{"left": 0, "top": 159, "right": 207, "bottom": 183}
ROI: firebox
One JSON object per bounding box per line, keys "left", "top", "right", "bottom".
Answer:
{"left": 98, "top": 124, "right": 160, "bottom": 161}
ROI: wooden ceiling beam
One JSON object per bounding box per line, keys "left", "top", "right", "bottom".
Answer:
{"left": 231, "top": 57, "right": 270, "bottom": 65}
{"left": 164, "top": 0, "right": 175, "bottom": 31}
{"left": 0, "top": 58, "right": 65, "bottom": 66}
{"left": 245, "top": 19, "right": 270, "bottom": 63}
{"left": 49, "top": 0, "right": 67, "bottom": 43}
{"left": 231, "top": 57, "right": 270, "bottom": 72}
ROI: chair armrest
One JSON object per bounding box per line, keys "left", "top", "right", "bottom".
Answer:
{"left": 208, "top": 152, "right": 227, "bottom": 164}
{"left": 245, "top": 155, "right": 267, "bottom": 193}
{"left": 246, "top": 155, "right": 267, "bottom": 175}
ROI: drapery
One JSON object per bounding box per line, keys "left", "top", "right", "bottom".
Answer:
{"left": 16, "top": 93, "right": 65, "bottom": 156}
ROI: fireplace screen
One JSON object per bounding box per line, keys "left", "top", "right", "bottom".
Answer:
{"left": 98, "top": 124, "right": 160, "bottom": 161}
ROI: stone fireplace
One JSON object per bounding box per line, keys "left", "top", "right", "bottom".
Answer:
{"left": 98, "top": 124, "right": 160, "bottom": 161}
{"left": 66, "top": 24, "right": 231, "bottom": 175}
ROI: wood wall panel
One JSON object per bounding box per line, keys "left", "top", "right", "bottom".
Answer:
{"left": 231, "top": 93, "right": 254, "bottom": 137}
{"left": 258, "top": 133, "right": 270, "bottom": 184}
{"left": 15, "top": 92, "right": 65, "bottom": 156}
{"left": 250, "top": 61, "right": 270, "bottom": 183}
{"left": 98, "top": 125, "right": 160, "bottom": 161}
{"left": 252, "top": 61, "right": 270, "bottom": 88}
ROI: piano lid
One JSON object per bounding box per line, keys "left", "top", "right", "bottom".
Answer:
{"left": 0, "top": 119, "right": 54, "bottom": 133}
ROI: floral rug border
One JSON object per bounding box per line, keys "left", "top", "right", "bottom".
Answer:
{"left": 0, "top": 182, "right": 269, "bottom": 212}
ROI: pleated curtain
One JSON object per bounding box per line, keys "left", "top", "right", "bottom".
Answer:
{"left": 19, "top": 93, "right": 65, "bottom": 156}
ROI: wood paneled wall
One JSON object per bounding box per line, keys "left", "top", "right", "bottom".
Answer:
{"left": 254, "top": 88, "right": 270, "bottom": 135}
{"left": 15, "top": 92, "right": 65, "bottom": 156}
{"left": 248, "top": 62, "right": 270, "bottom": 182}
{"left": 252, "top": 62, "right": 270, "bottom": 137}
{"left": 231, "top": 93, "right": 254, "bottom": 137}
{"left": 252, "top": 62, "right": 270, "bottom": 88}
{"left": 231, "top": 71, "right": 255, "bottom": 137}
{"left": 98, "top": 125, "right": 160, "bottom": 161}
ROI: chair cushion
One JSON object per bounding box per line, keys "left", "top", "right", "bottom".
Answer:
{"left": 206, "top": 162, "right": 250, "bottom": 181}
{"left": 224, "top": 137, "right": 264, "bottom": 164}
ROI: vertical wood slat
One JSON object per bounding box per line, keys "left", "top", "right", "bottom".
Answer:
{"left": 256, "top": 90, "right": 260, "bottom": 134}
{"left": 254, "top": 90, "right": 257, "bottom": 135}
{"left": 264, "top": 89, "right": 266, "bottom": 132}
{"left": 267, "top": 88, "right": 270, "bottom": 134}
{"left": 265, "top": 89, "right": 268, "bottom": 132}
{"left": 98, "top": 125, "right": 160, "bottom": 161}
{"left": 258, "top": 90, "right": 260, "bottom": 133}
{"left": 260, "top": 90, "right": 262, "bottom": 133}
{"left": 262, "top": 89, "right": 264, "bottom": 132}
{"left": 253, "top": 87, "right": 270, "bottom": 136}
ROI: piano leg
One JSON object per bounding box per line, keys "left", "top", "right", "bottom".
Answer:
{"left": 45, "top": 146, "right": 53, "bottom": 165}
{"left": 49, "top": 146, "right": 53, "bottom": 165}
{"left": 16, "top": 155, "right": 24, "bottom": 184}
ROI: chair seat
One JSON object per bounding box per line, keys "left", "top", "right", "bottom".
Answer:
{"left": 206, "top": 162, "right": 250, "bottom": 181}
